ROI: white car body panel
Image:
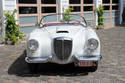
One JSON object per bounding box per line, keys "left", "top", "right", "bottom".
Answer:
{"left": 26, "top": 24, "right": 101, "bottom": 64}
{"left": 26, "top": 14, "right": 102, "bottom": 65}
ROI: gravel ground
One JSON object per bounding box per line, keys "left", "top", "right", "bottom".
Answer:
{"left": 0, "top": 27, "right": 125, "bottom": 83}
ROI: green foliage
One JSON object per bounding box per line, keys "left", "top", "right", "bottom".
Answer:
{"left": 62, "top": 7, "right": 73, "bottom": 22}
{"left": 4, "top": 9, "right": 24, "bottom": 45}
{"left": 95, "top": 5, "right": 105, "bottom": 26}
{"left": 122, "top": 7, "right": 125, "bottom": 22}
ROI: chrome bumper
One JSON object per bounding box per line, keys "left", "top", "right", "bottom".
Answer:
{"left": 74, "top": 55, "right": 102, "bottom": 61}
{"left": 25, "top": 56, "right": 52, "bottom": 63}
{"left": 25, "top": 55, "right": 102, "bottom": 63}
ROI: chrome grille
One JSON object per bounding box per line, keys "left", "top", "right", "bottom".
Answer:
{"left": 54, "top": 37, "right": 72, "bottom": 60}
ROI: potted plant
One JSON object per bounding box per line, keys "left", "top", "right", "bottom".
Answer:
{"left": 4, "top": 9, "right": 24, "bottom": 45}
{"left": 95, "top": 5, "right": 105, "bottom": 29}
{"left": 62, "top": 7, "right": 73, "bottom": 22}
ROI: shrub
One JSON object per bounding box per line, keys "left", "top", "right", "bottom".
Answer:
{"left": 4, "top": 9, "right": 24, "bottom": 45}
{"left": 62, "top": 7, "right": 73, "bottom": 22}
{"left": 95, "top": 5, "right": 105, "bottom": 26}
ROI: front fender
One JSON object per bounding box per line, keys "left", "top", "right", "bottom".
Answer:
{"left": 27, "top": 29, "right": 52, "bottom": 58}
{"left": 72, "top": 28, "right": 100, "bottom": 57}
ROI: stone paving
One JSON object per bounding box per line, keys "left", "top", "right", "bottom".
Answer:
{"left": 0, "top": 27, "right": 125, "bottom": 83}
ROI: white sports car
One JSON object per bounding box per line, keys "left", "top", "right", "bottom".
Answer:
{"left": 25, "top": 14, "right": 102, "bottom": 72}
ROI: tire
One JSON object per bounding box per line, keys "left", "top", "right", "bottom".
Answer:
{"left": 27, "top": 63, "right": 39, "bottom": 73}
{"left": 90, "top": 62, "right": 98, "bottom": 72}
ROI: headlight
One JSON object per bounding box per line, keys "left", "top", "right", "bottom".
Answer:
{"left": 87, "top": 38, "right": 98, "bottom": 50}
{"left": 27, "top": 39, "right": 39, "bottom": 51}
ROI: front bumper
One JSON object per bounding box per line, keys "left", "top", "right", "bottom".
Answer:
{"left": 74, "top": 55, "right": 102, "bottom": 61}
{"left": 25, "top": 55, "right": 102, "bottom": 63}
{"left": 25, "top": 56, "right": 52, "bottom": 63}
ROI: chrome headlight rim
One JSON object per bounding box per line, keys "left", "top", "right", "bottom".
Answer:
{"left": 87, "top": 38, "right": 98, "bottom": 50}
{"left": 27, "top": 39, "right": 39, "bottom": 51}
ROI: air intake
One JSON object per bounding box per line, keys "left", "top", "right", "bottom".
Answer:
{"left": 54, "top": 37, "right": 72, "bottom": 60}
{"left": 57, "top": 31, "right": 69, "bottom": 33}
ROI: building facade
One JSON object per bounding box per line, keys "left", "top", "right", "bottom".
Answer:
{"left": 0, "top": 0, "right": 124, "bottom": 34}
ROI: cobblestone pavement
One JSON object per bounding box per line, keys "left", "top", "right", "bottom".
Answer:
{"left": 0, "top": 27, "right": 125, "bottom": 83}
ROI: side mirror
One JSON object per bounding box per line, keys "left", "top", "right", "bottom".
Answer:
{"left": 40, "top": 24, "right": 43, "bottom": 27}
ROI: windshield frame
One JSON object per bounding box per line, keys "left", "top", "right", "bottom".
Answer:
{"left": 39, "top": 13, "right": 88, "bottom": 27}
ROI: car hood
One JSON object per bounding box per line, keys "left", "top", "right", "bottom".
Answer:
{"left": 44, "top": 25, "right": 86, "bottom": 39}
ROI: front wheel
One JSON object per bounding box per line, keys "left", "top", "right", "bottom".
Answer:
{"left": 27, "top": 63, "right": 39, "bottom": 73}
{"left": 90, "top": 62, "right": 98, "bottom": 72}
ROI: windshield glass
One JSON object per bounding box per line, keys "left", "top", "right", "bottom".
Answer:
{"left": 40, "top": 14, "right": 87, "bottom": 27}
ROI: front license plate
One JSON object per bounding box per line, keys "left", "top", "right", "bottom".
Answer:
{"left": 78, "top": 61, "right": 93, "bottom": 67}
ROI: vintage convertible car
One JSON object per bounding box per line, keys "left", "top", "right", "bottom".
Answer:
{"left": 25, "top": 14, "right": 102, "bottom": 72}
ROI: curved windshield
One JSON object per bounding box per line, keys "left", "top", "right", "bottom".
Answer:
{"left": 40, "top": 14, "right": 87, "bottom": 27}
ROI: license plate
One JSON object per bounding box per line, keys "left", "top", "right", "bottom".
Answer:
{"left": 78, "top": 61, "right": 93, "bottom": 67}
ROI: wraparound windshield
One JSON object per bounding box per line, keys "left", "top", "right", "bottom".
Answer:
{"left": 40, "top": 14, "right": 87, "bottom": 27}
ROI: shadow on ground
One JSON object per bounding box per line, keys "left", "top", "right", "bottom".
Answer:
{"left": 8, "top": 50, "right": 95, "bottom": 77}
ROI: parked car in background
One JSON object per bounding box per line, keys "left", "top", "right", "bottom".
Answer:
{"left": 25, "top": 14, "right": 102, "bottom": 72}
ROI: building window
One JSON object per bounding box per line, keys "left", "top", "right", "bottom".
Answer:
{"left": 112, "top": 11, "right": 119, "bottom": 16}
{"left": 103, "top": 6, "right": 110, "bottom": 10}
{"left": 112, "top": 5, "right": 119, "bottom": 10}
{"left": 103, "top": 0, "right": 110, "bottom": 3}
{"left": 42, "top": 7, "right": 56, "bottom": 13}
{"left": 84, "top": 13, "right": 93, "bottom": 19}
{"left": 69, "top": 0, "right": 80, "bottom": 4}
{"left": 19, "top": 16, "right": 38, "bottom": 24}
{"left": 84, "top": 6, "right": 93, "bottom": 11}
{"left": 104, "top": 18, "right": 111, "bottom": 23}
{"left": 70, "top": 6, "right": 81, "bottom": 12}
{"left": 84, "top": 0, "right": 93, "bottom": 4}
{"left": 112, "top": 0, "right": 119, "bottom": 3}
{"left": 41, "top": 0, "right": 56, "bottom": 4}
{"left": 86, "top": 20, "right": 93, "bottom": 25}
{"left": 18, "top": 0, "right": 37, "bottom": 4}
{"left": 19, "top": 7, "right": 37, "bottom": 14}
